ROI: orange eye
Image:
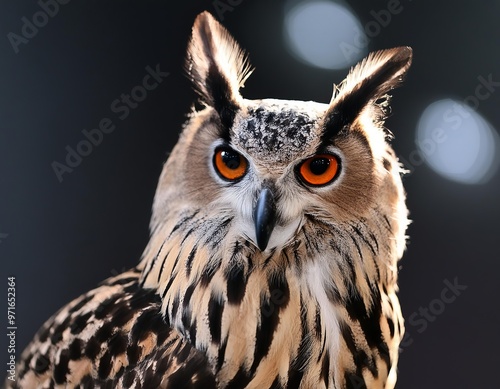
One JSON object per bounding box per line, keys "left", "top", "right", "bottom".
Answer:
{"left": 298, "top": 154, "right": 340, "bottom": 186}
{"left": 213, "top": 147, "right": 248, "bottom": 181}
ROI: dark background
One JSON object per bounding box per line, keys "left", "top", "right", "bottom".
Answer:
{"left": 1, "top": 1, "right": 499, "bottom": 388}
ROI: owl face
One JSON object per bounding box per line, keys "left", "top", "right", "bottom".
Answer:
{"left": 151, "top": 12, "right": 412, "bottom": 255}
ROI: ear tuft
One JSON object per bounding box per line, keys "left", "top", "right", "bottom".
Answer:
{"left": 321, "top": 47, "right": 412, "bottom": 140}
{"left": 186, "top": 12, "right": 253, "bottom": 109}
{"left": 333, "top": 46, "right": 412, "bottom": 103}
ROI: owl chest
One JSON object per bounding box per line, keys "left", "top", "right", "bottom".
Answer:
{"left": 158, "top": 232, "right": 398, "bottom": 388}
{"left": 208, "top": 296, "right": 338, "bottom": 389}
{"left": 203, "top": 268, "right": 399, "bottom": 389}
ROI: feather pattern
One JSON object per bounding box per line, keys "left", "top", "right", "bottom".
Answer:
{"left": 9, "top": 11, "right": 411, "bottom": 389}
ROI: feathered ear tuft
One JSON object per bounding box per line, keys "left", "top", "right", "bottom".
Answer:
{"left": 186, "top": 12, "right": 253, "bottom": 116}
{"left": 322, "top": 47, "right": 412, "bottom": 139}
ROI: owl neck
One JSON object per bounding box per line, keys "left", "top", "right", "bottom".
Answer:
{"left": 138, "top": 206, "right": 403, "bottom": 387}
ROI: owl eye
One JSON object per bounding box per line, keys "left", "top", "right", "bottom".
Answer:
{"left": 213, "top": 147, "right": 248, "bottom": 181}
{"left": 298, "top": 154, "right": 340, "bottom": 186}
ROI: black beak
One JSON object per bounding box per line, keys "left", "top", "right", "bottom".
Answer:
{"left": 253, "top": 188, "right": 277, "bottom": 251}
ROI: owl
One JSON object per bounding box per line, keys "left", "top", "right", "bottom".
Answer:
{"left": 9, "top": 11, "right": 411, "bottom": 389}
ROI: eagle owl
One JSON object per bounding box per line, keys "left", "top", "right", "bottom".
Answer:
{"left": 10, "top": 11, "right": 411, "bottom": 389}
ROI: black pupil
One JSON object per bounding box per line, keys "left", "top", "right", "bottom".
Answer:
{"left": 309, "top": 158, "right": 330, "bottom": 175}
{"left": 221, "top": 150, "right": 240, "bottom": 170}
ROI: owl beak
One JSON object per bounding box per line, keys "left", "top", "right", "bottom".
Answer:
{"left": 253, "top": 188, "right": 277, "bottom": 251}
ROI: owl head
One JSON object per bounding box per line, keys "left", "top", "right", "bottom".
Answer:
{"left": 150, "top": 12, "right": 412, "bottom": 256}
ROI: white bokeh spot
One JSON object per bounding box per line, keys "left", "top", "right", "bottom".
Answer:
{"left": 284, "top": 0, "right": 367, "bottom": 70}
{"left": 416, "top": 99, "right": 499, "bottom": 184}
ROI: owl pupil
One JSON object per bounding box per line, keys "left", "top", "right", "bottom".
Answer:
{"left": 221, "top": 151, "right": 240, "bottom": 170}
{"left": 310, "top": 158, "right": 330, "bottom": 175}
